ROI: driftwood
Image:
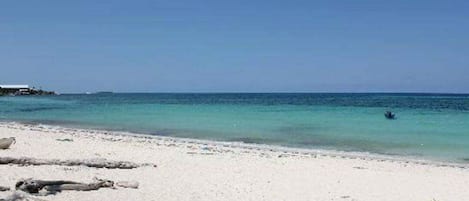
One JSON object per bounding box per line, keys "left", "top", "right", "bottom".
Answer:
{"left": 115, "top": 181, "right": 139, "bottom": 189}
{"left": 0, "top": 138, "right": 15, "bottom": 149}
{"left": 15, "top": 179, "right": 114, "bottom": 195}
{"left": 0, "top": 157, "right": 156, "bottom": 169}
{"left": 0, "top": 186, "right": 10, "bottom": 191}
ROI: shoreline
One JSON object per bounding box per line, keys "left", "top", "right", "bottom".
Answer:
{"left": 1, "top": 121, "right": 467, "bottom": 169}
{"left": 1, "top": 121, "right": 469, "bottom": 200}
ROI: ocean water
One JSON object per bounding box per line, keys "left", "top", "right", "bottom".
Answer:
{"left": 1, "top": 93, "right": 469, "bottom": 162}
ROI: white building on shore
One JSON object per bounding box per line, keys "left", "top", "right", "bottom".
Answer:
{"left": 0, "top": 85, "right": 30, "bottom": 89}
{"left": 0, "top": 85, "right": 31, "bottom": 95}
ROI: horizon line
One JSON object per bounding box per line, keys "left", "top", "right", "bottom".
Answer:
{"left": 60, "top": 91, "right": 469, "bottom": 95}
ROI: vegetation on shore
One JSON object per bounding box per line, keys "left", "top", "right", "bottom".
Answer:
{"left": 0, "top": 88, "right": 56, "bottom": 96}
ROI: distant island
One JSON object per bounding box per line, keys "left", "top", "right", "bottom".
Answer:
{"left": 0, "top": 85, "right": 56, "bottom": 96}
{"left": 95, "top": 91, "right": 114, "bottom": 94}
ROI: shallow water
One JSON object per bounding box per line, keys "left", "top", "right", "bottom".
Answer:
{"left": 1, "top": 93, "right": 468, "bottom": 162}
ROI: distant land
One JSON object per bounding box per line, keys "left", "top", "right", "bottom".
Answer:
{"left": 0, "top": 84, "right": 56, "bottom": 96}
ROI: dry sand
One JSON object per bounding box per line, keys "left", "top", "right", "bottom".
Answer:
{"left": 1, "top": 122, "right": 468, "bottom": 201}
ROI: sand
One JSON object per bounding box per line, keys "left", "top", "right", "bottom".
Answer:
{"left": 0, "top": 122, "right": 468, "bottom": 201}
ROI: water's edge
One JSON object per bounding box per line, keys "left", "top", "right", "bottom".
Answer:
{"left": 1, "top": 120, "right": 468, "bottom": 169}
{"left": 2, "top": 93, "right": 469, "bottom": 162}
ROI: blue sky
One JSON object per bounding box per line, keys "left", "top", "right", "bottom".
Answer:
{"left": 1, "top": 0, "right": 468, "bottom": 93}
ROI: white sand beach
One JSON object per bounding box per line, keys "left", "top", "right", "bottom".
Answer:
{"left": 1, "top": 122, "right": 468, "bottom": 201}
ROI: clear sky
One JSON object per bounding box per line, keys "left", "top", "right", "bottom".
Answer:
{"left": 1, "top": 0, "right": 468, "bottom": 93}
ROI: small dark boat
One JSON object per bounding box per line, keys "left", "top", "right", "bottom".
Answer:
{"left": 384, "top": 111, "right": 396, "bottom": 120}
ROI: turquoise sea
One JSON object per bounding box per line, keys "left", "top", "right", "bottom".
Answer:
{"left": 1, "top": 93, "right": 469, "bottom": 162}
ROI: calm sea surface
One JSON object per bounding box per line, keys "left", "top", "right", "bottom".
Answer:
{"left": 1, "top": 93, "right": 468, "bottom": 162}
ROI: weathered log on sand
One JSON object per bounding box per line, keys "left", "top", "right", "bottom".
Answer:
{"left": 0, "top": 157, "right": 156, "bottom": 169}
{"left": 45, "top": 180, "right": 114, "bottom": 193}
{"left": 0, "top": 186, "right": 10, "bottom": 191}
{"left": 15, "top": 179, "right": 114, "bottom": 195}
{"left": 0, "top": 138, "right": 15, "bottom": 149}
{"left": 116, "top": 181, "right": 139, "bottom": 189}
